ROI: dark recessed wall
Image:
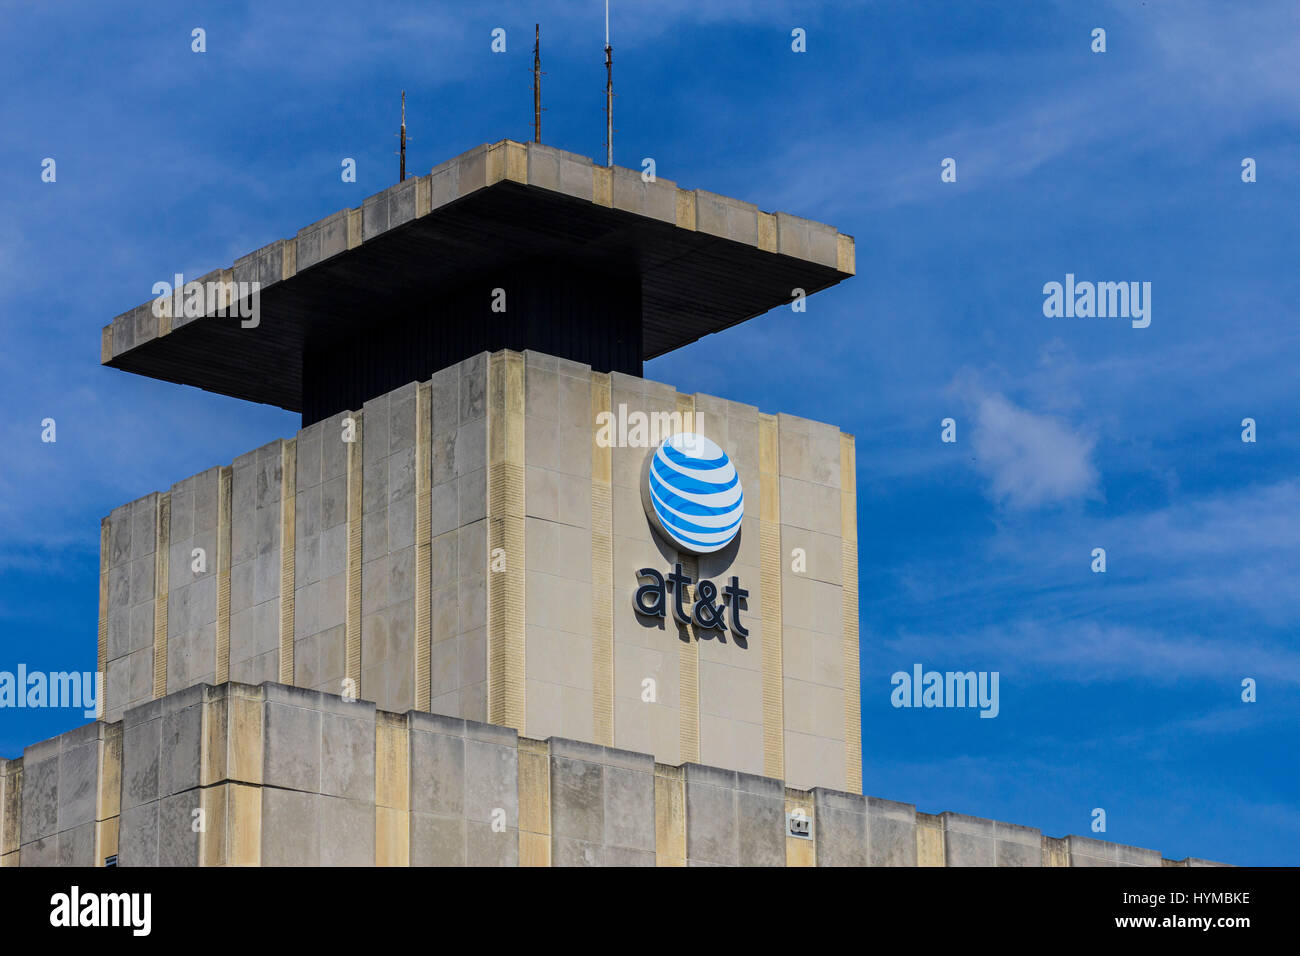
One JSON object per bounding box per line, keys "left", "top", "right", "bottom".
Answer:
{"left": 301, "top": 260, "right": 643, "bottom": 425}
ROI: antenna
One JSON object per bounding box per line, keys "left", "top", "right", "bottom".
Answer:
{"left": 397, "top": 90, "right": 407, "bottom": 182}
{"left": 532, "top": 25, "right": 544, "bottom": 143}
{"left": 603, "top": 1, "right": 614, "bottom": 166}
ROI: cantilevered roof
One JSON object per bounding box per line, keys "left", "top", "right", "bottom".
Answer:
{"left": 101, "top": 140, "right": 855, "bottom": 412}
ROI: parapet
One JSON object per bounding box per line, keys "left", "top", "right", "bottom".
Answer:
{"left": 0, "top": 681, "right": 1229, "bottom": 867}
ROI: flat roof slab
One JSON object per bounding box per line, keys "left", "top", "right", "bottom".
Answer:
{"left": 102, "top": 140, "right": 855, "bottom": 412}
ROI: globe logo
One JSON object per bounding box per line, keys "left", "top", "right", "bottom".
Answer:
{"left": 643, "top": 433, "right": 744, "bottom": 554}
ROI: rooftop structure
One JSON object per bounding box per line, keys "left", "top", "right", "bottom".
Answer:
{"left": 102, "top": 140, "right": 855, "bottom": 424}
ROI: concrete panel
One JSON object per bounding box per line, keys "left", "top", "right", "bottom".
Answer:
{"left": 407, "top": 713, "right": 518, "bottom": 866}
{"left": 118, "top": 801, "right": 159, "bottom": 866}
{"left": 941, "top": 811, "right": 993, "bottom": 867}
{"left": 262, "top": 788, "right": 320, "bottom": 866}
{"left": 683, "top": 764, "right": 746, "bottom": 866}
{"left": 869, "top": 798, "right": 917, "bottom": 867}
{"left": 812, "top": 788, "right": 868, "bottom": 867}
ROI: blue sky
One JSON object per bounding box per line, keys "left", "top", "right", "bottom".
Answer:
{"left": 1, "top": 0, "right": 1297, "bottom": 864}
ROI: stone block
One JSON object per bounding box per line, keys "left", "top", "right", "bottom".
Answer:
{"left": 321, "top": 709, "right": 376, "bottom": 802}
{"left": 263, "top": 698, "right": 322, "bottom": 793}
{"left": 410, "top": 811, "right": 465, "bottom": 866}
{"left": 56, "top": 741, "right": 98, "bottom": 834}
{"left": 262, "top": 788, "right": 320, "bottom": 866}
{"left": 119, "top": 801, "right": 159, "bottom": 866}
{"left": 320, "top": 796, "right": 374, "bottom": 866}
{"left": 158, "top": 791, "right": 201, "bottom": 866}
{"left": 812, "top": 788, "right": 868, "bottom": 867}
{"left": 941, "top": 811, "right": 994, "bottom": 867}
{"left": 159, "top": 696, "right": 203, "bottom": 798}
{"left": 684, "top": 764, "right": 739, "bottom": 866}
{"left": 56, "top": 821, "right": 95, "bottom": 867}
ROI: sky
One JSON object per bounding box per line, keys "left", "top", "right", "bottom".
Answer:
{"left": 1, "top": 0, "right": 1297, "bottom": 865}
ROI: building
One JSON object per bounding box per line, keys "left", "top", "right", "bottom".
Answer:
{"left": 0, "top": 140, "right": 1225, "bottom": 866}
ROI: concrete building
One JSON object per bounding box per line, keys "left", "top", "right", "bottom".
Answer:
{"left": 1, "top": 140, "right": 1225, "bottom": 866}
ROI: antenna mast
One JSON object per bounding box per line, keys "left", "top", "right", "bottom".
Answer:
{"left": 532, "top": 25, "right": 542, "bottom": 143}
{"left": 398, "top": 90, "right": 407, "bottom": 182}
{"left": 603, "top": 1, "right": 614, "bottom": 166}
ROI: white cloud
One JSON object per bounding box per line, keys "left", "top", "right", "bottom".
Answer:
{"left": 965, "top": 391, "right": 1099, "bottom": 509}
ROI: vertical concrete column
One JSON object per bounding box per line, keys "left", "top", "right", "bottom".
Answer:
{"left": 811, "top": 788, "right": 868, "bottom": 866}
{"left": 358, "top": 383, "right": 418, "bottom": 712}
{"left": 517, "top": 736, "right": 551, "bottom": 867}
{"left": 839, "top": 433, "right": 862, "bottom": 793}
{"left": 165, "top": 469, "right": 220, "bottom": 693}
{"left": 676, "top": 394, "right": 700, "bottom": 765}
{"left": 916, "top": 811, "right": 945, "bottom": 866}
{"left": 118, "top": 687, "right": 205, "bottom": 866}
{"left": 521, "top": 353, "right": 595, "bottom": 743}
{"left": 653, "top": 763, "right": 686, "bottom": 867}
{"left": 415, "top": 381, "right": 433, "bottom": 711}
{"left": 0, "top": 758, "right": 20, "bottom": 866}
{"left": 152, "top": 493, "right": 171, "bottom": 699}
{"left": 758, "top": 414, "right": 784, "bottom": 780}
{"left": 293, "top": 413, "right": 349, "bottom": 695}
{"left": 97, "top": 520, "right": 109, "bottom": 716}
{"left": 345, "top": 412, "right": 364, "bottom": 693}
{"left": 428, "top": 357, "right": 488, "bottom": 719}
{"left": 103, "top": 494, "right": 160, "bottom": 720}
{"left": 1042, "top": 835, "right": 1069, "bottom": 866}
{"left": 198, "top": 683, "right": 264, "bottom": 866}
{"left": 18, "top": 736, "right": 58, "bottom": 865}
{"left": 487, "top": 351, "right": 526, "bottom": 732}
{"left": 229, "top": 442, "right": 287, "bottom": 685}
{"left": 784, "top": 787, "right": 815, "bottom": 866}
{"left": 215, "top": 466, "right": 232, "bottom": 684}
{"left": 590, "top": 371, "right": 614, "bottom": 746}
{"left": 778, "top": 414, "right": 847, "bottom": 792}
{"left": 278, "top": 440, "right": 297, "bottom": 684}
{"left": 94, "top": 722, "right": 123, "bottom": 866}
{"left": 375, "top": 711, "right": 409, "bottom": 866}
{"left": 694, "top": 394, "right": 763, "bottom": 776}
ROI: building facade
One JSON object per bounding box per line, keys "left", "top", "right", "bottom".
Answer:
{"left": 0, "top": 139, "right": 1226, "bottom": 866}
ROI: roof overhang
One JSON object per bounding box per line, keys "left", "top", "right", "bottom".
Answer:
{"left": 101, "top": 140, "right": 855, "bottom": 412}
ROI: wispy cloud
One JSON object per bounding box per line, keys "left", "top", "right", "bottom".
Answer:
{"left": 878, "top": 618, "right": 1300, "bottom": 688}
{"left": 950, "top": 380, "right": 1099, "bottom": 510}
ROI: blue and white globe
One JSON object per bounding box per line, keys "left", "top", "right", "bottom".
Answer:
{"left": 645, "top": 433, "right": 744, "bottom": 554}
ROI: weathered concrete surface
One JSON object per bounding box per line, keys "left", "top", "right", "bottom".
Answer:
{"left": 2, "top": 681, "right": 1225, "bottom": 868}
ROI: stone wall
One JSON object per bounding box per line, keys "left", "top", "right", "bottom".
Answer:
{"left": 0, "top": 682, "right": 1227, "bottom": 867}
{"left": 96, "top": 349, "right": 859, "bottom": 795}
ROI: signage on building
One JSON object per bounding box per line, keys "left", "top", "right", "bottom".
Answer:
{"left": 641, "top": 432, "right": 743, "bottom": 554}
{"left": 635, "top": 432, "right": 748, "bottom": 636}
